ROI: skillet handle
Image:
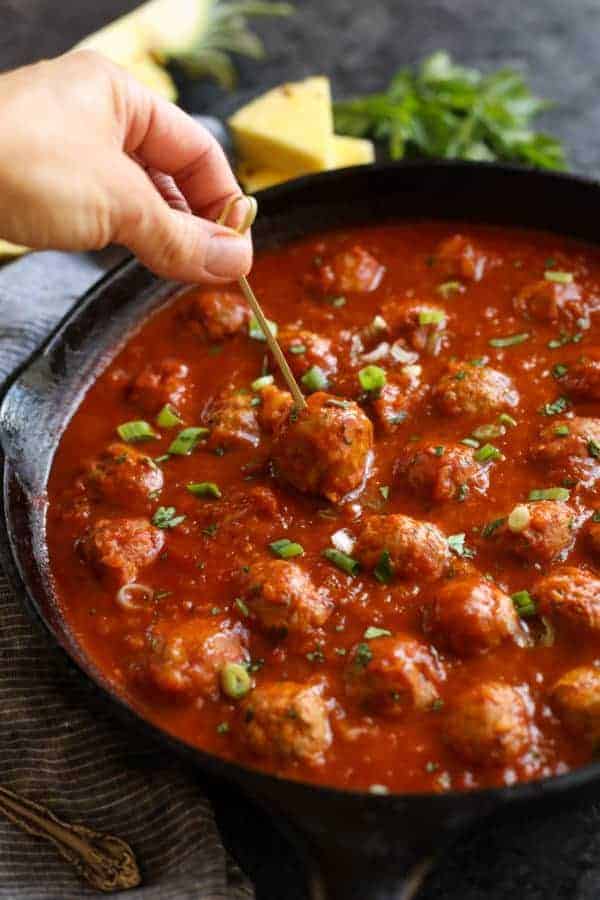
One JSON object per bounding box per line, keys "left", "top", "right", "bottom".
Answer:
{"left": 309, "top": 846, "right": 434, "bottom": 900}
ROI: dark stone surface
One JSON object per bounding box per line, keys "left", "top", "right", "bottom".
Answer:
{"left": 2, "top": 1, "right": 600, "bottom": 898}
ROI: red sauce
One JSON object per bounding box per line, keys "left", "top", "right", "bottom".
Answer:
{"left": 47, "top": 222, "right": 600, "bottom": 794}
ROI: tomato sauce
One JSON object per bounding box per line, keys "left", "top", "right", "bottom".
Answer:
{"left": 46, "top": 222, "right": 600, "bottom": 794}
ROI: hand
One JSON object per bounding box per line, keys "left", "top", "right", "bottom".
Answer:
{"left": 0, "top": 51, "right": 252, "bottom": 283}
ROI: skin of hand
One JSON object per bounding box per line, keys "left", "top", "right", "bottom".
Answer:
{"left": 0, "top": 50, "right": 252, "bottom": 284}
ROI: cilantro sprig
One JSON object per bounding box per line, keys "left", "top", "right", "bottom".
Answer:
{"left": 333, "top": 51, "right": 566, "bottom": 169}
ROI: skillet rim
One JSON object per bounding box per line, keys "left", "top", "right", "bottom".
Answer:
{"left": 3, "top": 157, "right": 600, "bottom": 809}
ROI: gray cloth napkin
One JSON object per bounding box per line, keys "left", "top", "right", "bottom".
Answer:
{"left": 0, "top": 249, "right": 254, "bottom": 900}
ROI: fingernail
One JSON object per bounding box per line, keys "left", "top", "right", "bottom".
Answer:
{"left": 205, "top": 233, "right": 250, "bottom": 278}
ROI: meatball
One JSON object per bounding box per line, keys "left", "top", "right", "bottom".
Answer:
{"left": 345, "top": 635, "right": 443, "bottom": 716}
{"left": 497, "top": 501, "right": 576, "bottom": 564}
{"left": 396, "top": 441, "right": 489, "bottom": 502}
{"left": 370, "top": 368, "right": 425, "bottom": 433}
{"left": 532, "top": 417, "right": 600, "bottom": 486}
{"left": 533, "top": 568, "right": 600, "bottom": 634}
{"left": 241, "top": 559, "right": 333, "bottom": 634}
{"left": 241, "top": 681, "right": 332, "bottom": 765}
{"left": 145, "top": 618, "right": 248, "bottom": 698}
{"left": 436, "top": 234, "right": 486, "bottom": 281}
{"left": 207, "top": 389, "right": 260, "bottom": 450}
{"left": 186, "top": 289, "right": 250, "bottom": 340}
{"left": 433, "top": 361, "right": 519, "bottom": 418}
{"left": 425, "top": 576, "right": 522, "bottom": 656}
{"left": 273, "top": 392, "right": 373, "bottom": 503}
{"left": 256, "top": 384, "right": 293, "bottom": 434}
{"left": 278, "top": 327, "right": 337, "bottom": 378}
{"left": 514, "top": 279, "right": 585, "bottom": 324}
{"left": 307, "top": 245, "right": 384, "bottom": 294}
{"left": 80, "top": 517, "right": 164, "bottom": 587}
{"left": 355, "top": 514, "right": 449, "bottom": 581}
{"left": 549, "top": 666, "right": 600, "bottom": 744}
{"left": 586, "top": 515, "right": 600, "bottom": 556}
{"left": 561, "top": 350, "right": 600, "bottom": 402}
{"left": 128, "top": 358, "right": 189, "bottom": 414}
{"left": 380, "top": 300, "right": 447, "bottom": 354}
{"left": 444, "top": 682, "right": 530, "bottom": 765}
{"left": 85, "top": 443, "right": 163, "bottom": 511}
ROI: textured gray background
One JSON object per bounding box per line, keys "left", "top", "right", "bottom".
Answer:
{"left": 2, "top": 1, "right": 600, "bottom": 898}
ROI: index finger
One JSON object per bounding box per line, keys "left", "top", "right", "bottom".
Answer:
{"left": 121, "top": 75, "right": 243, "bottom": 221}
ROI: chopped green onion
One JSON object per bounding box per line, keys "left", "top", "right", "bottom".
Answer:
{"left": 168, "top": 426, "right": 209, "bottom": 455}
{"left": 270, "top": 538, "right": 304, "bottom": 559}
{"left": 482, "top": 517, "right": 506, "bottom": 538}
{"left": 498, "top": 413, "right": 518, "bottom": 428}
{"left": 374, "top": 549, "right": 394, "bottom": 584}
{"left": 379, "top": 485, "right": 390, "bottom": 500}
{"left": 489, "top": 333, "right": 530, "bottom": 348}
{"left": 418, "top": 309, "right": 445, "bottom": 326}
{"left": 235, "top": 598, "right": 250, "bottom": 617}
{"left": 251, "top": 374, "right": 274, "bottom": 391}
{"left": 433, "top": 445, "right": 445, "bottom": 456}
{"left": 437, "top": 281, "right": 462, "bottom": 297}
{"left": 358, "top": 365, "right": 387, "bottom": 392}
{"left": 541, "top": 397, "right": 570, "bottom": 417}
{"left": 152, "top": 506, "right": 186, "bottom": 529}
{"left": 368, "top": 784, "right": 389, "bottom": 795}
{"left": 216, "top": 722, "right": 230, "bottom": 735}
{"left": 554, "top": 424, "right": 570, "bottom": 436}
{"left": 472, "top": 424, "right": 504, "bottom": 441}
{"left": 592, "top": 511, "right": 600, "bottom": 523}
{"left": 364, "top": 626, "right": 392, "bottom": 640}
{"left": 512, "top": 590, "right": 537, "bottom": 618}
{"left": 552, "top": 363, "right": 569, "bottom": 379}
{"left": 474, "top": 443, "right": 502, "bottom": 463}
{"left": 289, "top": 344, "right": 306, "bottom": 354}
{"left": 249, "top": 315, "right": 277, "bottom": 341}
{"left": 528, "top": 487, "right": 570, "bottom": 501}
{"left": 156, "top": 404, "right": 183, "bottom": 428}
{"left": 447, "top": 533, "right": 475, "bottom": 558}
{"left": 187, "top": 482, "right": 221, "bottom": 499}
{"left": 588, "top": 439, "right": 600, "bottom": 459}
{"left": 331, "top": 296, "right": 347, "bottom": 308}
{"left": 116, "top": 420, "right": 157, "bottom": 442}
{"left": 354, "top": 642, "right": 373, "bottom": 668}
{"left": 548, "top": 331, "right": 582, "bottom": 349}
{"left": 507, "top": 504, "right": 531, "bottom": 533}
{"left": 220, "top": 662, "right": 251, "bottom": 699}
{"left": 322, "top": 548, "right": 360, "bottom": 576}
{"left": 301, "top": 365, "right": 329, "bottom": 393}
{"left": 461, "top": 437, "right": 480, "bottom": 449}
{"left": 545, "top": 270, "right": 573, "bottom": 284}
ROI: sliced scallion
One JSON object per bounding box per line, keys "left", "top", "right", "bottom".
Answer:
{"left": 117, "top": 420, "right": 157, "bottom": 442}
{"left": 270, "top": 538, "right": 304, "bottom": 559}
{"left": 364, "top": 626, "right": 392, "bottom": 640}
{"left": 249, "top": 315, "right": 278, "bottom": 342}
{"left": 418, "top": 309, "right": 445, "bottom": 326}
{"left": 168, "top": 426, "right": 209, "bottom": 455}
{"left": 474, "top": 443, "right": 502, "bottom": 463}
{"left": 358, "top": 365, "right": 387, "bottom": 392}
{"left": 187, "top": 482, "right": 221, "bottom": 499}
{"left": 498, "top": 413, "right": 517, "bottom": 428}
{"left": 251, "top": 374, "right": 274, "bottom": 391}
{"left": 301, "top": 365, "right": 329, "bottom": 393}
{"left": 489, "top": 333, "right": 530, "bottom": 348}
{"left": 512, "top": 590, "right": 537, "bottom": 618}
{"left": 322, "top": 548, "right": 360, "bottom": 576}
{"left": 374, "top": 549, "right": 394, "bottom": 584}
{"left": 528, "top": 487, "right": 570, "bottom": 501}
{"left": 544, "top": 270, "right": 573, "bottom": 284}
{"left": 156, "top": 404, "right": 183, "bottom": 429}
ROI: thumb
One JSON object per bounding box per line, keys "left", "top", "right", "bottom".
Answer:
{"left": 112, "top": 158, "right": 252, "bottom": 284}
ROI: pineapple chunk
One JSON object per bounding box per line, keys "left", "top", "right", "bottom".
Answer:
{"left": 229, "top": 76, "right": 334, "bottom": 175}
{"left": 237, "top": 135, "right": 375, "bottom": 193}
{"left": 0, "top": 239, "right": 28, "bottom": 261}
{"left": 73, "top": 0, "right": 210, "bottom": 100}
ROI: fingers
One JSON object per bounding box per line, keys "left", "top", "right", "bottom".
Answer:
{"left": 119, "top": 75, "right": 245, "bottom": 223}
{"left": 113, "top": 157, "right": 252, "bottom": 283}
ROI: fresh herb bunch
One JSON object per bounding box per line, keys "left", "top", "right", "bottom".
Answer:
{"left": 333, "top": 51, "right": 566, "bottom": 169}
{"left": 166, "top": 1, "right": 294, "bottom": 90}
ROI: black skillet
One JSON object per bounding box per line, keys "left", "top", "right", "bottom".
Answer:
{"left": 2, "top": 160, "right": 600, "bottom": 900}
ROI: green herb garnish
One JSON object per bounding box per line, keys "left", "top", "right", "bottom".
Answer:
{"left": 168, "top": 426, "right": 209, "bottom": 455}
{"left": 301, "top": 365, "right": 329, "bottom": 393}
{"left": 364, "top": 626, "right": 392, "bottom": 640}
{"left": 447, "top": 533, "right": 476, "bottom": 558}
{"left": 489, "top": 333, "right": 530, "bottom": 348}
{"left": 512, "top": 590, "right": 537, "bottom": 618}
{"left": 528, "top": 487, "right": 570, "bottom": 501}
{"left": 374, "top": 550, "right": 394, "bottom": 584}
{"left": 358, "top": 365, "right": 387, "bottom": 392}
{"left": 333, "top": 51, "right": 566, "bottom": 169}
{"left": 270, "top": 538, "right": 304, "bottom": 559}
{"left": 156, "top": 405, "right": 183, "bottom": 428}
{"left": 152, "top": 506, "right": 186, "bottom": 529}
{"left": 187, "top": 482, "right": 222, "bottom": 499}
{"left": 116, "top": 420, "right": 157, "bottom": 442}
{"left": 322, "top": 548, "right": 360, "bottom": 576}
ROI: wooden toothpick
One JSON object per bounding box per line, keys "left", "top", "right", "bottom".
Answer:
{"left": 219, "top": 195, "right": 307, "bottom": 410}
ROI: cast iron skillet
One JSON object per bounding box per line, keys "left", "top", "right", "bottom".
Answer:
{"left": 3, "top": 161, "right": 600, "bottom": 900}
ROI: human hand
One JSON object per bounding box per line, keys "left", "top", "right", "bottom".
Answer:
{"left": 0, "top": 51, "right": 252, "bottom": 283}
